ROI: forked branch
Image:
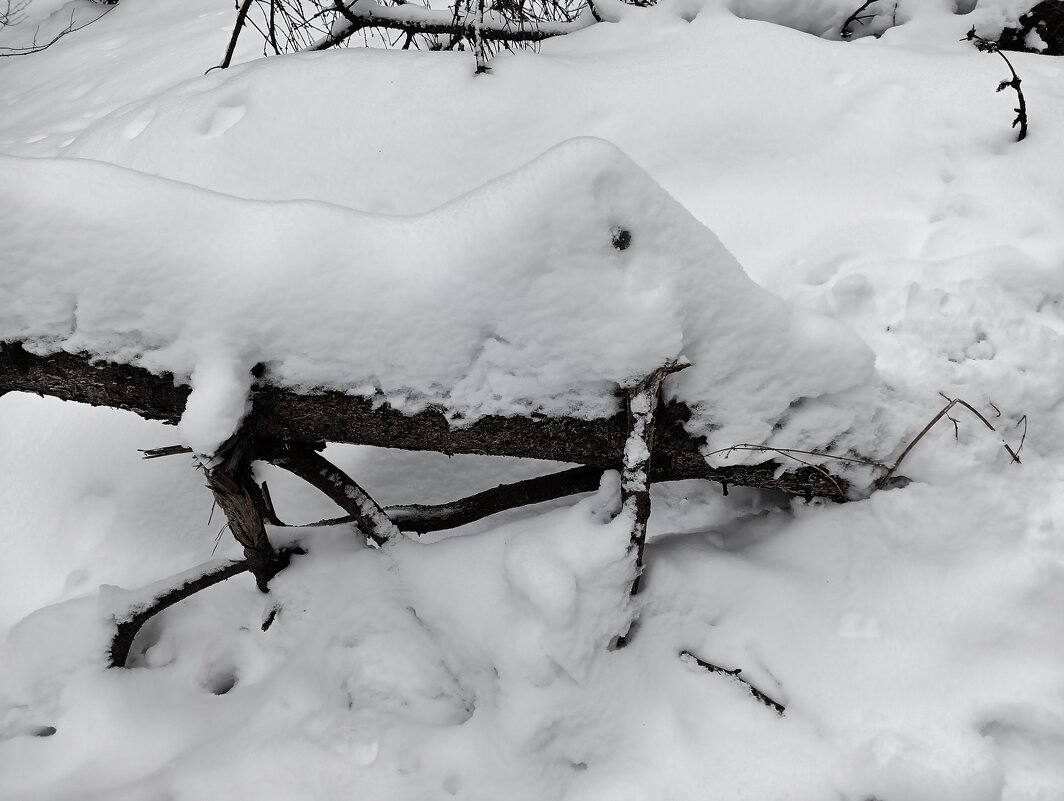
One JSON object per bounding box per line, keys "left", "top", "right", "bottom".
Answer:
{"left": 877, "top": 395, "right": 1023, "bottom": 489}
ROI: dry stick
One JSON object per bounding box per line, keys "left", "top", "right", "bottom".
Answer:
{"left": 680, "top": 650, "right": 786, "bottom": 716}
{"left": 0, "top": 2, "right": 116, "bottom": 57}
{"left": 257, "top": 441, "right": 400, "bottom": 545}
{"left": 217, "top": 0, "right": 257, "bottom": 70}
{"left": 965, "top": 27, "right": 1029, "bottom": 142}
{"left": 995, "top": 49, "right": 1028, "bottom": 141}
{"left": 841, "top": 0, "right": 877, "bottom": 38}
{"left": 877, "top": 396, "right": 1022, "bottom": 489}
{"left": 143, "top": 445, "right": 601, "bottom": 532}
{"left": 386, "top": 465, "right": 603, "bottom": 532}
{"left": 109, "top": 559, "right": 251, "bottom": 668}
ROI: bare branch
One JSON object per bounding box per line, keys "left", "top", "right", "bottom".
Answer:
{"left": 680, "top": 650, "right": 786, "bottom": 715}
{"left": 2, "top": 344, "right": 853, "bottom": 502}
{"left": 109, "top": 559, "right": 251, "bottom": 668}
{"left": 256, "top": 440, "right": 401, "bottom": 545}
{"left": 303, "top": 0, "right": 595, "bottom": 52}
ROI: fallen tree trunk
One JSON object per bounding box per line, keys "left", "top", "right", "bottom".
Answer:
{"left": 0, "top": 343, "right": 851, "bottom": 501}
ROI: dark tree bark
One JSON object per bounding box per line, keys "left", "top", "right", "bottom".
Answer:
{"left": 203, "top": 432, "right": 290, "bottom": 592}
{"left": 109, "top": 559, "right": 251, "bottom": 668}
{"left": 0, "top": 343, "right": 852, "bottom": 501}
{"left": 386, "top": 465, "right": 604, "bottom": 532}
{"left": 256, "top": 439, "right": 400, "bottom": 545}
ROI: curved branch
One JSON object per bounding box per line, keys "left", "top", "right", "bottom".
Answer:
{"left": 256, "top": 440, "right": 401, "bottom": 544}
{"left": 109, "top": 559, "right": 251, "bottom": 668}
{"left": 386, "top": 465, "right": 603, "bottom": 532}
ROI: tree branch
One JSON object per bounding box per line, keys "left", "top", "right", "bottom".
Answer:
{"left": 256, "top": 440, "right": 402, "bottom": 544}
{"left": 109, "top": 559, "right": 251, "bottom": 668}
{"left": 680, "top": 650, "right": 786, "bottom": 715}
{"left": 386, "top": 464, "right": 604, "bottom": 532}
{"left": 0, "top": 343, "right": 852, "bottom": 501}
{"left": 304, "top": 0, "right": 596, "bottom": 52}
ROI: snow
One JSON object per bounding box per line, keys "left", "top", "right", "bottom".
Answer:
{"left": 0, "top": 136, "right": 876, "bottom": 459}
{"left": 3, "top": 0, "right": 1064, "bottom": 799}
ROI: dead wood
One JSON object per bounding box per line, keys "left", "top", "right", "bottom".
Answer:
{"left": 203, "top": 431, "right": 291, "bottom": 591}
{"left": 256, "top": 439, "right": 401, "bottom": 545}
{"left": 680, "top": 650, "right": 786, "bottom": 715}
{"left": 109, "top": 559, "right": 251, "bottom": 668}
{"left": 0, "top": 343, "right": 851, "bottom": 501}
{"left": 386, "top": 465, "right": 604, "bottom": 532}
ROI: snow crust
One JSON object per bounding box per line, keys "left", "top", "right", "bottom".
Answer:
{"left": 0, "top": 138, "right": 873, "bottom": 457}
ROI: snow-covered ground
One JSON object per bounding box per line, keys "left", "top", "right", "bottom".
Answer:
{"left": 2, "top": 0, "right": 1064, "bottom": 798}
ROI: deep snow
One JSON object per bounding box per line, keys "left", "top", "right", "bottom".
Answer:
{"left": 2, "top": 0, "right": 1064, "bottom": 799}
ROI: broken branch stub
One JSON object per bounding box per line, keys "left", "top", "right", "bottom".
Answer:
{"left": 203, "top": 433, "right": 288, "bottom": 592}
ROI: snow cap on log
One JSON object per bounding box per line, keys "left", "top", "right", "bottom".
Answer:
{"left": 0, "top": 138, "right": 874, "bottom": 456}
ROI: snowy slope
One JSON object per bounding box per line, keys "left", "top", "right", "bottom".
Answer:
{"left": 2, "top": 0, "right": 1064, "bottom": 799}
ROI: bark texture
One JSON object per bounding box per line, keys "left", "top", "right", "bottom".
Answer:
{"left": 0, "top": 343, "right": 851, "bottom": 501}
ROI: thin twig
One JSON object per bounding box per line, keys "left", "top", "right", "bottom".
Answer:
{"left": 680, "top": 651, "right": 786, "bottom": 716}
{"left": 841, "top": 0, "right": 877, "bottom": 38}
{"left": 877, "top": 396, "right": 1023, "bottom": 489}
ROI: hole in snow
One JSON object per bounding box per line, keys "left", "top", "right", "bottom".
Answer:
{"left": 611, "top": 227, "right": 632, "bottom": 251}
{"left": 33, "top": 726, "right": 57, "bottom": 738}
{"left": 204, "top": 665, "right": 239, "bottom": 695}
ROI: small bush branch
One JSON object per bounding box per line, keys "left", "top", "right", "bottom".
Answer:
{"left": 877, "top": 395, "right": 1023, "bottom": 489}
{"left": 965, "top": 27, "right": 1028, "bottom": 142}
{"left": 841, "top": 0, "right": 877, "bottom": 39}
{"left": 0, "top": 2, "right": 116, "bottom": 57}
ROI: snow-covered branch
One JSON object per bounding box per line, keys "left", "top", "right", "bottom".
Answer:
{"left": 0, "top": 343, "right": 853, "bottom": 502}
{"left": 304, "top": 0, "right": 598, "bottom": 52}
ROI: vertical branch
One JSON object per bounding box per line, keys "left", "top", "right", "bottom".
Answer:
{"left": 218, "top": 0, "right": 257, "bottom": 69}
{"left": 203, "top": 432, "right": 287, "bottom": 592}
{"left": 996, "top": 50, "right": 1028, "bottom": 141}
{"left": 474, "top": 0, "right": 489, "bottom": 73}
{"left": 621, "top": 363, "right": 688, "bottom": 597}
{"left": 965, "top": 27, "right": 1030, "bottom": 142}
{"left": 268, "top": 0, "right": 281, "bottom": 55}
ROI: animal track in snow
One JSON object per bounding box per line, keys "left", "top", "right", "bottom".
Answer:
{"left": 200, "top": 103, "right": 246, "bottom": 139}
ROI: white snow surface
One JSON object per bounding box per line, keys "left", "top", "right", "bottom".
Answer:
{"left": 3, "top": 1, "right": 1064, "bottom": 800}
{"left": 0, "top": 139, "right": 873, "bottom": 457}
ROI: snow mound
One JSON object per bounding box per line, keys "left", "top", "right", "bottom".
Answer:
{"left": 1, "top": 138, "right": 873, "bottom": 455}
